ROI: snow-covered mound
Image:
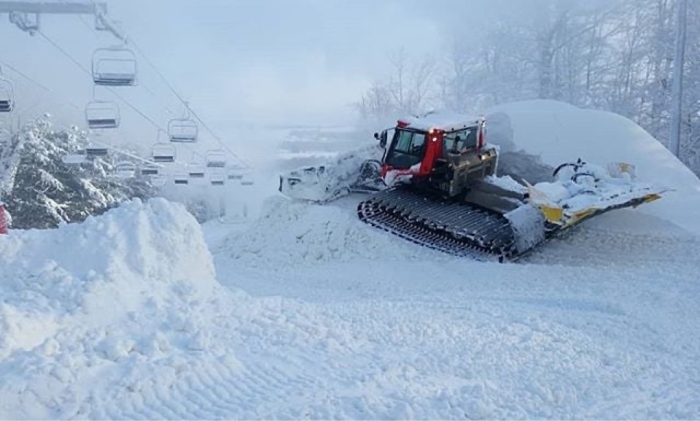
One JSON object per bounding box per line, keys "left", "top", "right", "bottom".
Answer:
{"left": 0, "top": 198, "right": 223, "bottom": 418}
{"left": 225, "top": 195, "right": 432, "bottom": 267}
{"left": 487, "top": 100, "right": 700, "bottom": 235}
{"left": 279, "top": 143, "right": 383, "bottom": 202}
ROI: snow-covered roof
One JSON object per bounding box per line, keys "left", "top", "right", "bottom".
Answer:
{"left": 398, "top": 110, "right": 482, "bottom": 132}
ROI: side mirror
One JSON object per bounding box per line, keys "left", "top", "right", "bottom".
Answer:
{"left": 375, "top": 131, "right": 388, "bottom": 148}
{"left": 379, "top": 131, "right": 388, "bottom": 148}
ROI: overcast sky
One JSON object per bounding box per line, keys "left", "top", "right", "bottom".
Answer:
{"left": 0, "top": 0, "right": 492, "bottom": 161}
{"left": 0, "top": 1, "right": 488, "bottom": 123}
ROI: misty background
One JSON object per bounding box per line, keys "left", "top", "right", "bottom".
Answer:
{"left": 0, "top": 0, "right": 698, "bottom": 175}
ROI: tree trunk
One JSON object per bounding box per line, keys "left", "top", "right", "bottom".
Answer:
{"left": 669, "top": 0, "right": 688, "bottom": 158}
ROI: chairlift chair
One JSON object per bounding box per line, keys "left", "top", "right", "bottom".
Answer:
{"left": 174, "top": 173, "right": 189, "bottom": 185}
{"left": 210, "top": 170, "right": 226, "bottom": 186}
{"left": 0, "top": 78, "right": 14, "bottom": 113}
{"left": 115, "top": 161, "right": 136, "bottom": 178}
{"left": 206, "top": 150, "right": 227, "bottom": 168}
{"left": 85, "top": 101, "right": 120, "bottom": 129}
{"left": 0, "top": 99, "right": 12, "bottom": 113}
{"left": 227, "top": 166, "right": 245, "bottom": 180}
{"left": 141, "top": 164, "right": 160, "bottom": 176}
{"left": 92, "top": 47, "right": 138, "bottom": 86}
{"left": 62, "top": 153, "right": 87, "bottom": 166}
{"left": 168, "top": 118, "right": 198, "bottom": 143}
{"left": 149, "top": 174, "right": 168, "bottom": 187}
{"left": 188, "top": 166, "right": 205, "bottom": 179}
{"left": 152, "top": 143, "right": 176, "bottom": 163}
{"left": 85, "top": 145, "right": 109, "bottom": 157}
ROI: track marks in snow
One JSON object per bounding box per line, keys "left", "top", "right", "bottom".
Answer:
{"left": 522, "top": 210, "right": 700, "bottom": 269}
{"left": 208, "top": 241, "right": 700, "bottom": 419}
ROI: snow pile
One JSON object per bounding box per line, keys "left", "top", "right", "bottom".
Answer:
{"left": 504, "top": 204, "right": 545, "bottom": 254}
{"left": 278, "top": 143, "right": 383, "bottom": 202}
{"left": 226, "top": 195, "right": 429, "bottom": 267}
{"left": 400, "top": 110, "right": 481, "bottom": 132}
{"left": 487, "top": 100, "right": 700, "bottom": 235}
{"left": 0, "top": 198, "right": 223, "bottom": 418}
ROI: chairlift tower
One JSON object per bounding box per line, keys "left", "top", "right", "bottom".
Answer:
{"left": 0, "top": 1, "right": 125, "bottom": 41}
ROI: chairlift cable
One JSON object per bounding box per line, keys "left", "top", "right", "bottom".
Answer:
{"left": 35, "top": 30, "right": 188, "bottom": 168}
{"left": 77, "top": 15, "right": 252, "bottom": 172}
{"left": 37, "top": 24, "right": 251, "bottom": 179}
{"left": 0, "top": 59, "right": 81, "bottom": 111}
{"left": 37, "top": 29, "right": 165, "bottom": 132}
{"left": 127, "top": 39, "right": 253, "bottom": 169}
{"left": 75, "top": 15, "right": 178, "bottom": 118}
{"left": 1, "top": 38, "right": 194, "bottom": 175}
{"left": 0, "top": 60, "right": 163, "bottom": 168}
{"left": 73, "top": 16, "right": 216, "bottom": 170}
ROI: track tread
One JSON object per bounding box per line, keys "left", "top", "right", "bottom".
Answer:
{"left": 357, "top": 188, "right": 518, "bottom": 262}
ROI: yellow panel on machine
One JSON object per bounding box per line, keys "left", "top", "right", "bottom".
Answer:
{"left": 526, "top": 161, "right": 669, "bottom": 232}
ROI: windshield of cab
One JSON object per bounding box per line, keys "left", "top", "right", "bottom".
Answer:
{"left": 385, "top": 129, "right": 426, "bottom": 169}
{"left": 443, "top": 127, "right": 478, "bottom": 154}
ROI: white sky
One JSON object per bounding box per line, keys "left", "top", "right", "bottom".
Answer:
{"left": 0, "top": 0, "right": 490, "bottom": 160}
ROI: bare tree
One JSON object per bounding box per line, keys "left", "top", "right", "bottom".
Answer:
{"left": 355, "top": 48, "right": 441, "bottom": 124}
{"left": 355, "top": 0, "right": 700, "bottom": 175}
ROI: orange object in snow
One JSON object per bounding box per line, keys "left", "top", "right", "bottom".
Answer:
{"left": 0, "top": 203, "right": 7, "bottom": 234}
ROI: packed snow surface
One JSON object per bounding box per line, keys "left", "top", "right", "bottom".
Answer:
{"left": 1, "top": 100, "right": 700, "bottom": 419}
{"left": 210, "top": 197, "right": 700, "bottom": 419}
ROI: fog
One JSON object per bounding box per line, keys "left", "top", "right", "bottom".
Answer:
{"left": 0, "top": 0, "right": 495, "bottom": 169}
{"left": 2, "top": 0, "right": 697, "bottom": 175}
{"left": 0, "top": 0, "right": 479, "bottom": 127}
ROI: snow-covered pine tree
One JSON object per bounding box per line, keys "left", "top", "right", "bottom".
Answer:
{"left": 3, "top": 114, "right": 157, "bottom": 229}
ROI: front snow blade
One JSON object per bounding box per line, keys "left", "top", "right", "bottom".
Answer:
{"left": 529, "top": 159, "right": 668, "bottom": 231}
{"left": 279, "top": 144, "right": 386, "bottom": 203}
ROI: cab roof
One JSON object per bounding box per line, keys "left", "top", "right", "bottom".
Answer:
{"left": 397, "top": 110, "right": 482, "bottom": 132}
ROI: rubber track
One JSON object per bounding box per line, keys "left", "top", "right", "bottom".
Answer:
{"left": 357, "top": 188, "right": 517, "bottom": 262}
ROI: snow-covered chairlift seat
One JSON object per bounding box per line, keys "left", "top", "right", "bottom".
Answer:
{"left": 92, "top": 47, "right": 138, "bottom": 86}
{"left": 85, "top": 101, "right": 120, "bottom": 129}
{"left": 168, "top": 118, "right": 198, "bottom": 143}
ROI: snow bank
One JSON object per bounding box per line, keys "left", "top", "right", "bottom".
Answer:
{"left": 225, "top": 195, "right": 430, "bottom": 267}
{"left": 0, "top": 198, "right": 222, "bottom": 418}
{"left": 486, "top": 100, "right": 700, "bottom": 235}
{"left": 278, "top": 143, "right": 384, "bottom": 202}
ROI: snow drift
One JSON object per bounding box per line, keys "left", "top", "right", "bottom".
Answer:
{"left": 0, "top": 198, "right": 222, "bottom": 418}
{"left": 486, "top": 100, "right": 700, "bottom": 235}
{"left": 225, "top": 195, "right": 434, "bottom": 268}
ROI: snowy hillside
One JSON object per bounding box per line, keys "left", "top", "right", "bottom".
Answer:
{"left": 1, "top": 100, "right": 699, "bottom": 419}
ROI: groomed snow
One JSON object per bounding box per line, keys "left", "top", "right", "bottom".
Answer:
{"left": 211, "top": 197, "right": 700, "bottom": 419}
